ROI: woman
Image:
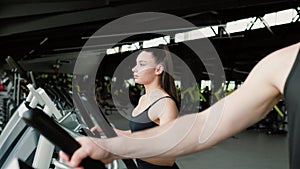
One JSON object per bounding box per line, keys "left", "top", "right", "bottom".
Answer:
{"left": 91, "top": 46, "right": 180, "bottom": 169}
{"left": 126, "top": 46, "right": 180, "bottom": 169}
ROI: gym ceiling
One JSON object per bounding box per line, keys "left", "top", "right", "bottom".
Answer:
{"left": 1, "top": 0, "right": 300, "bottom": 80}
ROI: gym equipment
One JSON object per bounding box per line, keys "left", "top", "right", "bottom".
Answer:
{"left": 5, "top": 56, "right": 25, "bottom": 106}
{"left": 0, "top": 56, "right": 28, "bottom": 135}
{"left": 0, "top": 84, "right": 76, "bottom": 168}
{"left": 0, "top": 83, "right": 121, "bottom": 169}
{"left": 0, "top": 83, "right": 64, "bottom": 168}
{"left": 74, "top": 92, "right": 138, "bottom": 169}
{"left": 0, "top": 101, "right": 33, "bottom": 168}
{"left": 6, "top": 159, "right": 34, "bottom": 169}
{"left": 20, "top": 106, "right": 106, "bottom": 169}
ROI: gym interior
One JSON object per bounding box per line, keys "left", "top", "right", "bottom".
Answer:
{"left": 1, "top": 0, "right": 300, "bottom": 169}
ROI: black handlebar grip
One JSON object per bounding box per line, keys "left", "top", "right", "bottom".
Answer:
{"left": 20, "top": 108, "right": 106, "bottom": 169}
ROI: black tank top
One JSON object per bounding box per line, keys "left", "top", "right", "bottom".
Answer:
{"left": 284, "top": 49, "right": 300, "bottom": 169}
{"left": 129, "top": 96, "right": 173, "bottom": 132}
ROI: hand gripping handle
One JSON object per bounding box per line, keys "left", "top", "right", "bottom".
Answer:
{"left": 21, "top": 107, "right": 106, "bottom": 169}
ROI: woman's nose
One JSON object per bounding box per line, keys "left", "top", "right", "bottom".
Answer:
{"left": 132, "top": 65, "right": 137, "bottom": 72}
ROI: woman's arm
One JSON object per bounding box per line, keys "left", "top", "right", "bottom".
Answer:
{"left": 66, "top": 43, "right": 300, "bottom": 167}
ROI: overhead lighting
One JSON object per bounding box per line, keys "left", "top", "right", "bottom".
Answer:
{"left": 120, "top": 42, "right": 141, "bottom": 53}
{"left": 143, "top": 36, "right": 170, "bottom": 48}
{"left": 40, "top": 37, "right": 48, "bottom": 45}
{"left": 28, "top": 49, "right": 35, "bottom": 54}
{"left": 81, "top": 27, "right": 196, "bottom": 40}
{"left": 226, "top": 18, "right": 253, "bottom": 33}
{"left": 106, "top": 47, "right": 120, "bottom": 55}
{"left": 174, "top": 27, "right": 215, "bottom": 43}
{"left": 275, "top": 9, "right": 297, "bottom": 25}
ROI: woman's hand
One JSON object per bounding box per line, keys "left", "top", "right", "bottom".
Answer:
{"left": 59, "top": 136, "right": 116, "bottom": 168}
{"left": 91, "top": 125, "right": 131, "bottom": 137}
{"left": 90, "top": 125, "right": 105, "bottom": 136}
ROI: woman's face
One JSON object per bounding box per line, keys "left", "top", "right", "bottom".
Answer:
{"left": 132, "top": 51, "right": 159, "bottom": 85}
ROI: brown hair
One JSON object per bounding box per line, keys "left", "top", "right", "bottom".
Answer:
{"left": 142, "top": 45, "right": 179, "bottom": 108}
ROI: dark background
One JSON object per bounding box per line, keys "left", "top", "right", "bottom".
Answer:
{"left": 1, "top": 0, "right": 300, "bottom": 81}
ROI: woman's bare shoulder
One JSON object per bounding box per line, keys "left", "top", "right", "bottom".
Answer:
{"left": 264, "top": 42, "right": 300, "bottom": 94}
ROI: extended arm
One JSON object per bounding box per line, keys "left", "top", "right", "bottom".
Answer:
{"left": 66, "top": 43, "right": 300, "bottom": 167}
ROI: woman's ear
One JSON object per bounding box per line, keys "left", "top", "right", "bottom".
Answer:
{"left": 155, "top": 64, "right": 164, "bottom": 75}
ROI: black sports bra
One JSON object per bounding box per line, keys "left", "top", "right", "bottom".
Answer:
{"left": 129, "top": 96, "right": 174, "bottom": 132}
{"left": 283, "top": 49, "right": 300, "bottom": 169}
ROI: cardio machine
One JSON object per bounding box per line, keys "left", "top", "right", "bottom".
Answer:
{"left": 0, "top": 83, "right": 136, "bottom": 169}
{"left": 0, "top": 83, "right": 70, "bottom": 168}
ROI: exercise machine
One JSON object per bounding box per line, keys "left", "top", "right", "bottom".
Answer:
{"left": 20, "top": 106, "right": 106, "bottom": 169}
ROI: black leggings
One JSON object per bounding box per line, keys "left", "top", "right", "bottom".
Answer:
{"left": 136, "top": 159, "right": 180, "bottom": 169}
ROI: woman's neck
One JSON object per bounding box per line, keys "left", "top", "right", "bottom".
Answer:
{"left": 144, "top": 83, "right": 165, "bottom": 99}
